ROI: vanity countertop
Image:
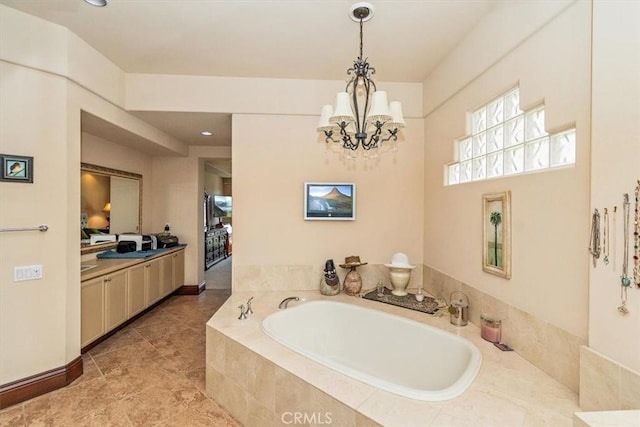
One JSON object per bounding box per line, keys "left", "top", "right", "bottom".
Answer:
{"left": 81, "top": 245, "right": 185, "bottom": 282}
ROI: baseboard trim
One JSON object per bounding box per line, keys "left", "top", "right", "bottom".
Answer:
{"left": 175, "top": 281, "right": 206, "bottom": 295}
{"left": 0, "top": 356, "right": 83, "bottom": 410}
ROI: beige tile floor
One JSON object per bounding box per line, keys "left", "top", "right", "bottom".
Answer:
{"left": 0, "top": 290, "right": 240, "bottom": 427}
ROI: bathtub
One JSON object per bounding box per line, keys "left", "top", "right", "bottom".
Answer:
{"left": 261, "top": 300, "right": 482, "bottom": 401}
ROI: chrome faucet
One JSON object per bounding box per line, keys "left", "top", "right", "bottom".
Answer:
{"left": 238, "top": 304, "right": 248, "bottom": 320}
{"left": 279, "top": 296, "right": 300, "bottom": 309}
{"left": 246, "top": 297, "right": 254, "bottom": 315}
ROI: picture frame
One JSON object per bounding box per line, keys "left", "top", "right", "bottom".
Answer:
{"left": 304, "top": 182, "right": 356, "bottom": 220}
{"left": 0, "top": 154, "right": 33, "bottom": 183}
{"left": 482, "top": 191, "right": 511, "bottom": 279}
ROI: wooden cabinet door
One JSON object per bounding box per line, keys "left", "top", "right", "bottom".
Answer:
{"left": 145, "top": 259, "right": 161, "bottom": 306}
{"left": 105, "top": 270, "right": 128, "bottom": 331}
{"left": 127, "top": 264, "right": 146, "bottom": 318}
{"left": 159, "top": 255, "right": 173, "bottom": 297}
{"left": 81, "top": 277, "right": 104, "bottom": 347}
{"left": 173, "top": 250, "right": 185, "bottom": 290}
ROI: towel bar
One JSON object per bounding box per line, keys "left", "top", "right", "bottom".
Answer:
{"left": 0, "top": 225, "right": 49, "bottom": 233}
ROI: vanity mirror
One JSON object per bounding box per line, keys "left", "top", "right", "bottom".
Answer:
{"left": 81, "top": 163, "right": 142, "bottom": 254}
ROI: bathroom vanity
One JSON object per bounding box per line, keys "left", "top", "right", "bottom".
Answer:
{"left": 80, "top": 247, "right": 185, "bottom": 350}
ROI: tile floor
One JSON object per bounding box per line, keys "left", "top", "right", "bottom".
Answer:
{"left": 0, "top": 290, "right": 239, "bottom": 427}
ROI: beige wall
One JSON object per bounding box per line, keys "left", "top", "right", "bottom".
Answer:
{"left": 422, "top": 1, "right": 591, "bottom": 340}
{"left": 151, "top": 156, "right": 205, "bottom": 287}
{"left": 204, "top": 171, "right": 223, "bottom": 196}
{"left": 0, "top": 5, "right": 186, "bottom": 385}
{"left": 0, "top": 60, "right": 76, "bottom": 384}
{"left": 81, "top": 132, "right": 154, "bottom": 233}
{"left": 232, "top": 113, "right": 424, "bottom": 291}
{"left": 589, "top": 1, "right": 640, "bottom": 373}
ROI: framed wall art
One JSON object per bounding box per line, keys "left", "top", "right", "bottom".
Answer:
{"left": 0, "top": 154, "right": 33, "bottom": 183}
{"left": 482, "top": 191, "right": 511, "bottom": 279}
{"left": 304, "top": 182, "right": 355, "bottom": 220}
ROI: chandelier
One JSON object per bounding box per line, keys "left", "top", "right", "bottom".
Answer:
{"left": 317, "top": 2, "right": 405, "bottom": 155}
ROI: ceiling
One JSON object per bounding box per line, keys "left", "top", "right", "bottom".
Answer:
{"left": 2, "top": 0, "right": 496, "bottom": 173}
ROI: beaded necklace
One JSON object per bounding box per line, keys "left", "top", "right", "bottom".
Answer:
{"left": 589, "top": 209, "right": 601, "bottom": 267}
{"left": 620, "top": 194, "right": 630, "bottom": 314}
{"left": 603, "top": 208, "right": 609, "bottom": 265}
{"left": 634, "top": 180, "right": 639, "bottom": 288}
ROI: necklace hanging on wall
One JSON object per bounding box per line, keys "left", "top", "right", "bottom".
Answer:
{"left": 634, "top": 180, "right": 639, "bottom": 288}
{"left": 613, "top": 206, "right": 617, "bottom": 270}
{"left": 619, "top": 193, "right": 630, "bottom": 314}
{"left": 589, "top": 209, "right": 601, "bottom": 267}
{"left": 603, "top": 208, "right": 609, "bottom": 265}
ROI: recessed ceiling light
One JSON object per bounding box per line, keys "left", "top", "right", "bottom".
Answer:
{"left": 201, "top": 131, "right": 213, "bottom": 136}
{"left": 84, "top": 0, "right": 107, "bottom": 6}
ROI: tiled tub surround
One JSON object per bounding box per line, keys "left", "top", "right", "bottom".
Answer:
{"left": 206, "top": 291, "right": 579, "bottom": 426}
{"left": 579, "top": 346, "right": 640, "bottom": 411}
{"left": 235, "top": 262, "right": 585, "bottom": 394}
{"left": 234, "top": 264, "right": 423, "bottom": 293}
{"left": 422, "top": 264, "right": 586, "bottom": 393}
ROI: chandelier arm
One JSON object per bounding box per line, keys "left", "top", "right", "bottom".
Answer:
{"left": 337, "top": 122, "right": 359, "bottom": 150}
{"left": 379, "top": 127, "right": 400, "bottom": 144}
{"left": 362, "top": 121, "right": 384, "bottom": 150}
{"left": 322, "top": 129, "right": 340, "bottom": 144}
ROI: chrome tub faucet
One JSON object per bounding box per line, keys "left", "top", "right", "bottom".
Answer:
{"left": 238, "top": 304, "right": 248, "bottom": 320}
{"left": 279, "top": 296, "right": 300, "bottom": 309}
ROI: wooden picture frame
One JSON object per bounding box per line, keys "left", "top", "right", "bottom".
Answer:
{"left": 304, "top": 182, "right": 356, "bottom": 220}
{"left": 482, "top": 191, "right": 511, "bottom": 279}
{"left": 0, "top": 154, "right": 33, "bottom": 183}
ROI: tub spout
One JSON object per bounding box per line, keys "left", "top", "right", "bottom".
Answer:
{"left": 279, "top": 296, "right": 300, "bottom": 309}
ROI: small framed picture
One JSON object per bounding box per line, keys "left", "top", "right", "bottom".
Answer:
{"left": 304, "top": 182, "right": 356, "bottom": 220}
{"left": 482, "top": 191, "right": 511, "bottom": 279}
{"left": 0, "top": 154, "right": 33, "bottom": 183}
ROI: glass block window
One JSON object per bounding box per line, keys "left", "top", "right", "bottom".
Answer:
{"left": 446, "top": 87, "right": 576, "bottom": 185}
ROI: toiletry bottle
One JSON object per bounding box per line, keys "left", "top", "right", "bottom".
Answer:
{"left": 320, "top": 259, "right": 340, "bottom": 296}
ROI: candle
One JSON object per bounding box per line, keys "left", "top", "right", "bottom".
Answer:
{"left": 481, "top": 315, "right": 502, "bottom": 343}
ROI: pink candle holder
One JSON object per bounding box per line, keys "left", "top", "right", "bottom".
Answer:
{"left": 480, "top": 315, "right": 502, "bottom": 343}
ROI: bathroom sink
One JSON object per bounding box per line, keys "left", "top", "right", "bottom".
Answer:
{"left": 80, "top": 264, "right": 97, "bottom": 272}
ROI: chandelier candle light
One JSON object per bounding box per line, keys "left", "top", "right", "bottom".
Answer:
{"left": 317, "top": 2, "right": 405, "bottom": 157}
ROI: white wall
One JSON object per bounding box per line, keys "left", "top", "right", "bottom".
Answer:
{"left": 589, "top": 0, "right": 640, "bottom": 372}
{"left": 422, "top": 1, "right": 591, "bottom": 339}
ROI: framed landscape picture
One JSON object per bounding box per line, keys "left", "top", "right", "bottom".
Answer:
{"left": 304, "top": 182, "right": 355, "bottom": 220}
{"left": 482, "top": 191, "right": 511, "bottom": 279}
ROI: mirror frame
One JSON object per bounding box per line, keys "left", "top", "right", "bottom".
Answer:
{"left": 81, "top": 162, "right": 143, "bottom": 255}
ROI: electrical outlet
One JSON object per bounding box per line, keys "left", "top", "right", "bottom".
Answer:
{"left": 14, "top": 265, "right": 43, "bottom": 282}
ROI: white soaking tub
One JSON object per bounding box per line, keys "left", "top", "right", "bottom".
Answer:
{"left": 261, "top": 300, "right": 482, "bottom": 401}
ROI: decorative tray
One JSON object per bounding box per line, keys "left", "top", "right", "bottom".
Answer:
{"left": 362, "top": 287, "right": 440, "bottom": 315}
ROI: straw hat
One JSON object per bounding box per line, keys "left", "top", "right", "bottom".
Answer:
{"left": 384, "top": 252, "right": 416, "bottom": 269}
{"left": 339, "top": 255, "right": 368, "bottom": 268}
